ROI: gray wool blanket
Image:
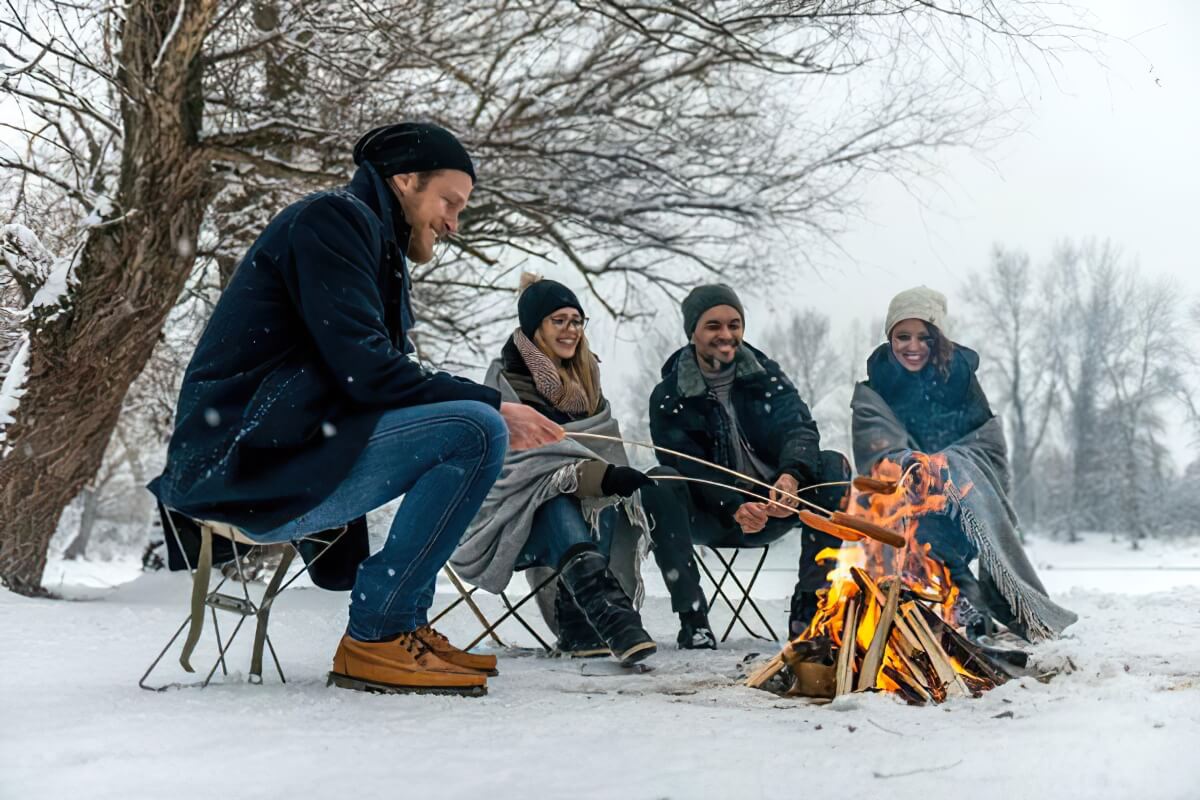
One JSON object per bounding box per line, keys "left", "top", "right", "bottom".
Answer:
{"left": 851, "top": 383, "right": 1077, "bottom": 641}
{"left": 449, "top": 362, "right": 650, "bottom": 609}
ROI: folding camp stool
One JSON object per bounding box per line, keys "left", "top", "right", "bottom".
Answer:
{"left": 694, "top": 544, "right": 779, "bottom": 642}
{"left": 428, "top": 565, "right": 560, "bottom": 652}
{"left": 139, "top": 515, "right": 345, "bottom": 691}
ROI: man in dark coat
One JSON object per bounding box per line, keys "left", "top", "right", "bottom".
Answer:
{"left": 641, "top": 285, "right": 851, "bottom": 648}
{"left": 149, "top": 122, "right": 561, "bottom": 695}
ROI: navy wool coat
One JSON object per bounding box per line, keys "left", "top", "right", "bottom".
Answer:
{"left": 149, "top": 163, "right": 501, "bottom": 534}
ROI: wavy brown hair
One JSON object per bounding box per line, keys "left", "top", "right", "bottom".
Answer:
{"left": 521, "top": 272, "right": 602, "bottom": 414}
{"left": 925, "top": 322, "right": 956, "bottom": 376}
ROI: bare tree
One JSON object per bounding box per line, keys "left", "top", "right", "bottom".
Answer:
{"left": 761, "top": 307, "right": 843, "bottom": 410}
{"left": 961, "top": 245, "right": 1058, "bottom": 525}
{"left": 1098, "top": 276, "right": 1194, "bottom": 548}
{"left": 1040, "top": 240, "right": 1127, "bottom": 540}
{"left": 1, "top": 0, "right": 1084, "bottom": 593}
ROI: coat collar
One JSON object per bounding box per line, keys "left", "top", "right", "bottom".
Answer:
{"left": 666, "top": 343, "right": 767, "bottom": 398}
{"left": 346, "top": 162, "right": 411, "bottom": 251}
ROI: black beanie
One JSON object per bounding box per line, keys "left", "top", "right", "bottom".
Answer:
{"left": 518, "top": 279, "right": 584, "bottom": 338}
{"left": 682, "top": 284, "right": 745, "bottom": 338}
{"left": 353, "top": 122, "right": 476, "bottom": 183}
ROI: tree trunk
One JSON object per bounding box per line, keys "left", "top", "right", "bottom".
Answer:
{"left": 0, "top": 0, "right": 220, "bottom": 595}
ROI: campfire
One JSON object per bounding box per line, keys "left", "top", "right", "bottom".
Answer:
{"left": 746, "top": 454, "right": 1021, "bottom": 704}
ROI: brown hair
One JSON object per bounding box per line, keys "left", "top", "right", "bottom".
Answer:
{"left": 521, "top": 272, "right": 601, "bottom": 414}
{"left": 925, "top": 322, "right": 955, "bottom": 375}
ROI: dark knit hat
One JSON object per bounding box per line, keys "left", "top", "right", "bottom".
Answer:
{"left": 518, "top": 277, "right": 584, "bottom": 338}
{"left": 682, "top": 284, "right": 745, "bottom": 338}
{"left": 353, "top": 122, "right": 476, "bottom": 183}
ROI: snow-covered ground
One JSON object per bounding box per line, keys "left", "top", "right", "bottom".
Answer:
{"left": 4, "top": 534, "right": 1200, "bottom": 800}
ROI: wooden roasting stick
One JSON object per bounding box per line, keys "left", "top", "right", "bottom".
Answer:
{"left": 563, "top": 431, "right": 831, "bottom": 514}
{"left": 566, "top": 431, "right": 911, "bottom": 548}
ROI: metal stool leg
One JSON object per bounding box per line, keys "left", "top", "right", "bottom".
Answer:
{"left": 717, "top": 547, "right": 777, "bottom": 642}
{"left": 465, "top": 570, "right": 560, "bottom": 650}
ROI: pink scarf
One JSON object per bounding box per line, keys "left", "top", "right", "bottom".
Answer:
{"left": 513, "top": 329, "right": 597, "bottom": 417}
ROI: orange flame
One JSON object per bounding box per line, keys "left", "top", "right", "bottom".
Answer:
{"left": 794, "top": 454, "right": 990, "bottom": 696}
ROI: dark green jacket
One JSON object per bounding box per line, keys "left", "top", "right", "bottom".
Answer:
{"left": 648, "top": 343, "right": 822, "bottom": 524}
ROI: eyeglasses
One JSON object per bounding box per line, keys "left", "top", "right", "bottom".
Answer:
{"left": 548, "top": 316, "right": 588, "bottom": 332}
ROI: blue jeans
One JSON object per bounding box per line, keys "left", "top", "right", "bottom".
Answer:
{"left": 514, "top": 495, "right": 615, "bottom": 571}
{"left": 253, "top": 400, "right": 507, "bottom": 640}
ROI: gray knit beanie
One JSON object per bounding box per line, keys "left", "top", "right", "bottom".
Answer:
{"left": 682, "top": 284, "right": 745, "bottom": 338}
{"left": 884, "top": 286, "right": 949, "bottom": 339}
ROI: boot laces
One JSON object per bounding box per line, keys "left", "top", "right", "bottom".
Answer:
{"left": 396, "top": 631, "right": 432, "bottom": 658}
{"left": 416, "top": 624, "right": 450, "bottom": 647}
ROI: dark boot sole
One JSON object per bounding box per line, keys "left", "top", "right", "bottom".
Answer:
{"left": 327, "top": 671, "right": 487, "bottom": 697}
{"left": 616, "top": 640, "right": 657, "bottom": 664}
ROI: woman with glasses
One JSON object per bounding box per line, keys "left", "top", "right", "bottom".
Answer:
{"left": 450, "top": 274, "right": 658, "bottom": 664}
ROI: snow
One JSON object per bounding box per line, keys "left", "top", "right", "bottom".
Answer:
{"left": 3, "top": 536, "right": 1199, "bottom": 800}
{"left": 0, "top": 336, "right": 30, "bottom": 455}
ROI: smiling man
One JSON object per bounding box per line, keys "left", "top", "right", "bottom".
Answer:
{"left": 149, "top": 122, "right": 562, "bottom": 695}
{"left": 641, "top": 284, "right": 853, "bottom": 648}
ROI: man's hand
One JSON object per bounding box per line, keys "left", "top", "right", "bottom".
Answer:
{"left": 499, "top": 402, "right": 563, "bottom": 450}
{"left": 733, "top": 502, "right": 769, "bottom": 534}
{"left": 766, "top": 473, "right": 800, "bottom": 519}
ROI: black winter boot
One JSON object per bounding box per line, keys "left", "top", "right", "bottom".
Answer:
{"left": 553, "top": 579, "right": 610, "bottom": 658}
{"left": 677, "top": 610, "right": 717, "bottom": 650}
{"left": 559, "top": 551, "right": 657, "bottom": 664}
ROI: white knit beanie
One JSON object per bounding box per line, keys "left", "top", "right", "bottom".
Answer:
{"left": 884, "top": 286, "right": 949, "bottom": 339}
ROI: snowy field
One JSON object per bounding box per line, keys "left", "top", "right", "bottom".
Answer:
{"left": 4, "top": 534, "right": 1200, "bottom": 800}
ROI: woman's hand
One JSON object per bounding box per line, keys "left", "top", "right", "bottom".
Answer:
{"left": 600, "top": 465, "right": 656, "bottom": 498}
{"left": 499, "top": 402, "right": 563, "bottom": 450}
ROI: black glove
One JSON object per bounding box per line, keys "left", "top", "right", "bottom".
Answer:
{"left": 600, "top": 464, "right": 656, "bottom": 498}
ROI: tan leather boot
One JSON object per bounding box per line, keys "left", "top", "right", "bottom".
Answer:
{"left": 328, "top": 633, "right": 487, "bottom": 696}
{"left": 414, "top": 625, "right": 499, "bottom": 676}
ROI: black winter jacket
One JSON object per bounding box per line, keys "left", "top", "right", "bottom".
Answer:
{"left": 149, "top": 163, "right": 500, "bottom": 533}
{"left": 864, "top": 342, "right": 993, "bottom": 453}
{"left": 648, "top": 343, "right": 821, "bottom": 525}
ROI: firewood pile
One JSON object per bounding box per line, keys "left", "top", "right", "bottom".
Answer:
{"left": 745, "top": 462, "right": 1033, "bottom": 704}
{"left": 745, "top": 566, "right": 1029, "bottom": 704}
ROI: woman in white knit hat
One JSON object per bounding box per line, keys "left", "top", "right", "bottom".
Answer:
{"left": 849, "top": 287, "right": 1077, "bottom": 642}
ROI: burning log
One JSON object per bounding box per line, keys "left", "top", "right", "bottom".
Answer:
{"left": 902, "top": 603, "right": 969, "bottom": 697}
{"left": 830, "top": 512, "right": 907, "bottom": 548}
{"left": 834, "top": 597, "right": 861, "bottom": 696}
{"left": 856, "top": 578, "right": 901, "bottom": 692}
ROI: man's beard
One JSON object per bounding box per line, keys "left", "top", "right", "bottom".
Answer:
{"left": 701, "top": 343, "right": 737, "bottom": 371}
